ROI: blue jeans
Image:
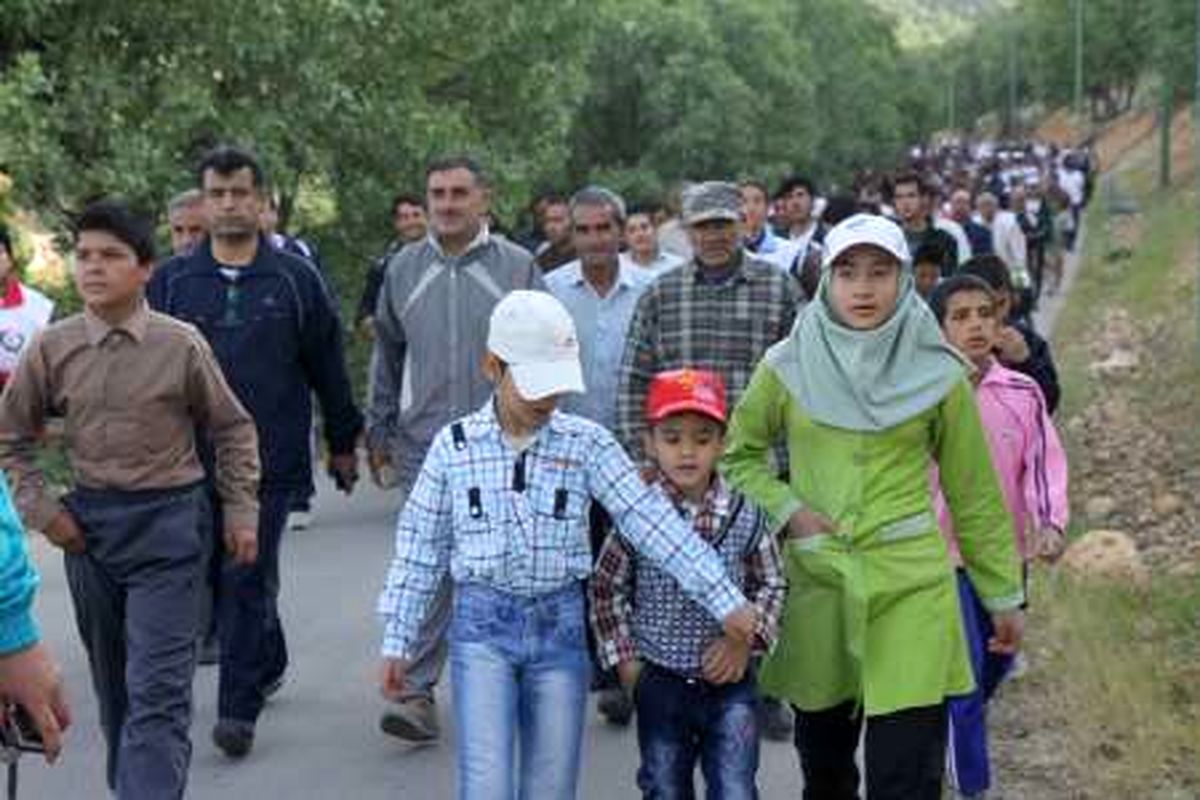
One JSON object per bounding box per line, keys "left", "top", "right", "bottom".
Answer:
{"left": 450, "top": 582, "right": 590, "bottom": 800}
{"left": 634, "top": 662, "right": 760, "bottom": 799}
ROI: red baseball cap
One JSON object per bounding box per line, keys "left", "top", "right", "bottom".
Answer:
{"left": 645, "top": 369, "right": 727, "bottom": 425}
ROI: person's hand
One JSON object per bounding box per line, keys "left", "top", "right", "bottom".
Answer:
{"left": 701, "top": 636, "right": 750, "bottom": 685}
{"left": 358, "top": 317, "right": 376, "bottom": 340}
{"left": 616, "top": 659, "right": 643, "bottom": 693}
{"left": 0, "top": 642, "right": 71, "bottom": 763}
{"left": 988, "top": 609, "right": 1025, "bottom": 656}
{"left": 1034, "top": 526, "right": 1067, "bottom": 563}
{"left": 368, "top": 448, "right": 397, "bottom": 490}
{"left": 42, "top": 511, "right": 85, "bottom": 555}
{"left": 329, "top": 451, "right": 359, "bottom": 495}
{"left": 722, "top": 604, "right": 760, "bottom": 646}
{"left": 225, "top": 525, "right": 258, "bottom": 566}
{"left": 995, "top": 326, "right": 1031, "bottom": 365}
{"left": 380, "top": 658, "right": 411, "bottom": 702}
{"left": 786, "top": 509, "right": 837, "bottom": 540}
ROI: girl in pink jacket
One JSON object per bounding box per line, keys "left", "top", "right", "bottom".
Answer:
{"left": 930, "top": 274, "right": 1069, "bottom": 798}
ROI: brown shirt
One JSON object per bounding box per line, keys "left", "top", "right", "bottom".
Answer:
{"left": 0, "top": 303, "right": 260, "bottom": 532}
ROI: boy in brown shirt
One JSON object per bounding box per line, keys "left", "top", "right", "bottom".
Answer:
{"left": 0, "top": 199, "right": 260, "bottom": 800}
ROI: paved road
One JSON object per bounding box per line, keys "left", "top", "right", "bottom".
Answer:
{"left": 21, "top": 476, "right": 804, "bottom": 798}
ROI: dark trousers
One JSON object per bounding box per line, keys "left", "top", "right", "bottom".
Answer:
{"left": 217, "top": 487, "right": 291, "bottom": 722}
{"left": 197, "top": 488, "right": 222, "bottom": 645}
{"left": 63, "top": 484, "right": 204, "bottom": 800}
{"left": 635, "top": 663, "right": 760, "bottom": 800}
{"left": 793, "top": 701, "right": 946, "bottom": 800}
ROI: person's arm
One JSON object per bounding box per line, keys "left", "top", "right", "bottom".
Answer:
{"left": 587, "top": 533, "right": 638, "bottom": 671}
{"left": 356, "top": 258, "right": 386, "bottom": 326}
{"left": 1022, "top": 385, "right": 1070, "bottom": 540}
{"left": 377, "top": 432, "right": 454, "bottom": 660}
{"left": 0, "top": 333, "right": 64, "bottom": 533}
{"left": 742, "top": 514, "right": 787, "bottom": 654}
{"left": 1011, "top": 328, "right": 1061, "bottom": 415}
{"left": 935, "top": 379, "right": 1023, "bottom": 611}
{"left": 297, "top": 266, "right": 364, "bottom": 458}
{"left": 0, "top": 476, "right": 40, "bottom": 656}
{"left": 584, "top": 428, "right": 750, "bottom": 631}
{"left": 721, "top": 362, "right": 802, "bottom": 532}
{"left": 366, "top": 270, "right": 406, "bottom": 459}
{"left": 614, "top": 290, "right": 658, "bottom": 463}
{"left": 185, "top": 334, "right": 261, "bottom": 562}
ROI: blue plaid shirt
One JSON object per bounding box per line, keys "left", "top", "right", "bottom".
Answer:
{"left": 378, "top": 401, "right": 747, "bottom": 659}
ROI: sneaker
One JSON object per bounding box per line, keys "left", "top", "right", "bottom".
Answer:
{"left": 380, "top": 697, "right": 440, "bottom": 743}
{"left": 287, "top": 511, "right": 312, "bottom": 532}
{"left": 213, "top": 719, "right": 255, "bottom": 758}
{"left": 758, "top": 697, "right": 793, "bottom": 741}
{"left": 597, "top": 688, "right": 634, "bottom": 727}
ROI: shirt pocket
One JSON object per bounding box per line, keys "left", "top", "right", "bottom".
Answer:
{"left": 451, "top": 487, "right": 506, "bottom": 576}
{"left": 529, "top": 480, "right": 591, "bottom": 563}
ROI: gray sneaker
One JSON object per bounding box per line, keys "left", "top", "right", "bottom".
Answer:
{"left": 380, "top": 697, "right": 440, "bottom": 743}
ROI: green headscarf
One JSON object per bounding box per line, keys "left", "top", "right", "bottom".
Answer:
{"left": 765, "top": 218, "right": 966, "bottom": 432}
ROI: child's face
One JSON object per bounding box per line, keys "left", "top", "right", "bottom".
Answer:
{"left": 74, "top": 230, "right": 150, "bottom": 315}
{"left": 485, "top": 354, "right": 560, "bottom": 433}
{"left": 942, "top": 289, "right": 997, "bottom": 364}
{"left": 645, "top": 412, "right": 725, "bottom": 499}
{"left": 914, "top": 262, "right": 940, "bottom": 299}
{"left": 828, "top": 245, "right": 901, "bottom": 330}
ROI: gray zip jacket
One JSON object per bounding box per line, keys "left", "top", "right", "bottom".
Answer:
{"left": 367, "top": 229, "right": 542, "bottom": 492}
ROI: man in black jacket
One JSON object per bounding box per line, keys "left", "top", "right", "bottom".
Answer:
{"left": 892, "top": 171, "right": 959, "bottom": 277}
{"left": 149, "top": 145, "right": 363, "bottom": 758}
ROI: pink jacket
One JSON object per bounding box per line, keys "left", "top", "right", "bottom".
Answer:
{"left": 935, "top": 360, "right": 1069, "bottom": 562}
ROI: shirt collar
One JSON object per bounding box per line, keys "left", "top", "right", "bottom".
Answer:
{"left": 430, "top": 224, "right": 491, "bottom": 260}
{"left": 83, "top": 300, "right": 150, "bottom": 346}
{"left": 659, "top": 473, "right": 729, "bottom": 518}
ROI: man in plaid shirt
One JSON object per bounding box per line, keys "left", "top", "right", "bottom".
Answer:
{"left": 615, "top": 180, "right": 802, "bottom": 739}
{"left": 591, "top": 369, "right": 785, "bottom": 797}
{"left": 616, "top": 180, "right": 803, "bottom": 464}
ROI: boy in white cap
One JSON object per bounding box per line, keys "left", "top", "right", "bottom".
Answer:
{"left": 376, "top": 290, "right": 760, "bottom": 799}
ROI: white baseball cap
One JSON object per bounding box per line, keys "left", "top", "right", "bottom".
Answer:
{"left": 821, "top": 213, "right": 911, "bottom": 269}
{"left": 487, "top": 291, "right": 586, "bottom": 400}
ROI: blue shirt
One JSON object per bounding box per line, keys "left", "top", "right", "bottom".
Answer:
{"left": 377, "top": 402, "right": 746, "bottom": 659}
{"left": 0, "top": 474, "right": 38, "bottom": 654}
{"left": 544, "top": 260, "right": 651, "bottom": 430}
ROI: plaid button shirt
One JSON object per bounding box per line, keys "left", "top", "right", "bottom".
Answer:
{"left": 589, "top": 476, "right": 787, "bottom": 673}
{"left": 615, "top": 253, "right": 802, "bottom": 461}
{"left": 377, "top": 402, "right": 748, "bottom": 659}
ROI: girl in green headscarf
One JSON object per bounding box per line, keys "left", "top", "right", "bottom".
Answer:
{"left": 722, "top": 214, "right": 1024, "bottom": 800}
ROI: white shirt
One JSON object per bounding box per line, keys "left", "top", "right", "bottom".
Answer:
{"left": 974, "top": 210, "right": 1028, "bottom": 285}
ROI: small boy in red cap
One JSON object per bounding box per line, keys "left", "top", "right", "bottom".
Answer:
{"left": 590, "top": 368, "right": 786, "bottom": 797}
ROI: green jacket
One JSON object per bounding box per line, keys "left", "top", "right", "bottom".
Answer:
{"left": 722, "top": 364, "right": 1022, "bottom": 716}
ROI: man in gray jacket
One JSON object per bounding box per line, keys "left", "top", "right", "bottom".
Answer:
{"left": 367, "top": 155, "right": 542, "bottom": 742}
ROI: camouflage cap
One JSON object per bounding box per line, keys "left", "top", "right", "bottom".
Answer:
{"left": 681, "top": 181, "right": 742, "bottom": 226}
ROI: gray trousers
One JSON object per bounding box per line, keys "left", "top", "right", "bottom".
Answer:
{"left": 63, "top": 484, "right": 203, "bottom": 800}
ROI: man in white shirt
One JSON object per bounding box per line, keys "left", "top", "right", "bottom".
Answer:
{"left": 973, "top": 191, "right": 1029, "bottom": 289}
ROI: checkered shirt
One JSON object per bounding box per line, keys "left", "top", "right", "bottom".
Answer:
{"left": 589, "top": 476, "right": 787, "bottom": 676}
{"left": 377, "top": 402, "right": 747, "bottom": 659}
{"left": 615, "top": 253, "right": 802, "bottom": 461}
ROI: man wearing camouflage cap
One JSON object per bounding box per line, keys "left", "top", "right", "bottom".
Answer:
{"left": 615, "top": 182, "right": 802, "bottom": 738}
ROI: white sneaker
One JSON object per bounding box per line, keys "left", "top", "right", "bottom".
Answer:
{"left": 288, "top": 511, "right": 312, "bottom": 532}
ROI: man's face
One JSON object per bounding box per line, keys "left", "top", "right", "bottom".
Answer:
{"left": 688, "top": 219, "right": 740, "bottom": 270}
{"left": 74, "top": 230, "right": 151, "bottom": 313}
{"left": 393, "top": 202, "right": 428, "bottom": 243}
{"left": 739, "top": 185, "right": 768, "bottom": 237}
{"left": 0, "top": 245, "right": 14, "bottom": 282}
{"left": 427, "top": 167, "right": 486, "bottom": 242}
{"left": 949, "top": 190, "right": 973, "bottom": 221}
{"left": 976, "top": 195, "right": 998, "bottom": 223}
{"left": 780, "top": 186, "right": 812, "bottom": 227}
{"left": 541, "top": 203, "right": 572, "bottom": 247}
{"left": 202, "top": 168, "right": 262, "bottom": 240}
{"left": 169, "top": 203, "right": 208, "bottom": 255}
{"left": 624, "top": 213, "right": 657, "bottom": 256}
{"left": 486, "top": 355, "right": 560, "bottom": 432}
{"left": 571, "top": 203, "right": 621, "bottom": 271}
{"left": 1010, "top": 184, "right": 1027, "bottom": 210}
{"left": 942, "top": 289, "right": 997, "bottom": 365}
{"left": 893, "top": 182, "right": 922, "bottom": 223}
